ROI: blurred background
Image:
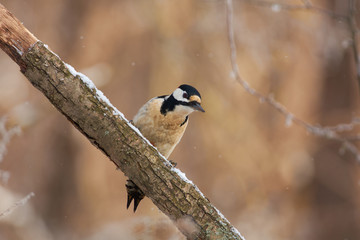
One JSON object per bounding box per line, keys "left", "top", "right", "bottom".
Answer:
{"left": 0, "top": 0, "right": 360, "bottom": 239}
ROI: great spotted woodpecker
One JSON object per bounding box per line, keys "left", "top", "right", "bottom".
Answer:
{"left": 126, "top": 84, "right": 204, "bottom": 212}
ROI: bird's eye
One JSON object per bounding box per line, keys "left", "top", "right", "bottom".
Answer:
{"left": 183, "top": 92, "right": 188, "bottom": 99}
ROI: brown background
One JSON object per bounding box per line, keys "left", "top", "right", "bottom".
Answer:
{"left": 0, "top": 0, "right": 360, "bottom": 239}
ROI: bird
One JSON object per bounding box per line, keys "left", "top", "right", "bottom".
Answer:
{"left": 126, "top": 84, "right": 205, "bottom": 212}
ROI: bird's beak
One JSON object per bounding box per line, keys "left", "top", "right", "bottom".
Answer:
{"left": 192, "top": 102, "right": 205, "bottom": 112}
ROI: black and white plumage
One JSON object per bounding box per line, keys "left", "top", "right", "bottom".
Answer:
{"left": 126, "top": 84, "right": 204, "bottom": 212}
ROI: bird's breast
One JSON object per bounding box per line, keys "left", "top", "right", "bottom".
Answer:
{"left": 133, "top": 98, "right": 188, "bottom": 158}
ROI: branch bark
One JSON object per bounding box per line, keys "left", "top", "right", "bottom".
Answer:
{"left": 0, "top": 4, "right": 244, "bottom": 240}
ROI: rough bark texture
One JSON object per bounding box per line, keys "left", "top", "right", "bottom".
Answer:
{"left": 0, "top": 4, "right": 37, "bottom": 71}
{"left": 0, "top": 4, "right": 243, "bottom": 240}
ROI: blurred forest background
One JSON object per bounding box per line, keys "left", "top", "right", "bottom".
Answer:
{"left": 1, "top": 0, "right": 360, "bottom": 239}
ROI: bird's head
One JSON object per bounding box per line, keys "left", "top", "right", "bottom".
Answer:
{"left": 161, "top": 84, "right": 205, "bottom": 116}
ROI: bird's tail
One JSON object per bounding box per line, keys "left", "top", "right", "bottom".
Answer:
{"left": 125, "top": 179, "right": 145, "bottom": 212}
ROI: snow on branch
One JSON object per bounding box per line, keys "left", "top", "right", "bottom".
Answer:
{"left": 0, "top": 4, "right": 244, "bottom": 239}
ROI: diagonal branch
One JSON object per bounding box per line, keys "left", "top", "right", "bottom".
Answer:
{"left": 0, "top": 4, "right": 244, "bottom": 240}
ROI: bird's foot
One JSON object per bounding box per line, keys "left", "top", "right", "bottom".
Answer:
{"left": 169, "top": 160, "right": 177, "bottom": 167}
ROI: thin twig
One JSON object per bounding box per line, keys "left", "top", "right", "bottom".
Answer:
{"left": 243, "top": 0, "right": 347, "bottom": 19}
{"left": 242, "top": 0, "right": 360, "bottom": 92}
{"left": 324, "top": 118, "right": 360, "bottom": 132}
{"left": 225, "top": 0, "right": 360, "bottom": 161}
{"left": 0, "top": 117, "right": 21, "bottom": 163}
{"left": 346, "top": 0, "right": 360, "bottom": 87}
{"left": 0, "top": 192, "right": 35, "bottom": 218}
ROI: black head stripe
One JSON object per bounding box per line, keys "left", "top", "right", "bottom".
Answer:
{"left": 180, "top": 116, "right": 188, "bottom": 127}
{"left": 161, "top": 85, "right": 202, "bottom": 115}
{"left": 160, "top": 95, "right": 176, "bottom": 115}
{"left": 178, "top": 84, "right": 202, "bottom": 99}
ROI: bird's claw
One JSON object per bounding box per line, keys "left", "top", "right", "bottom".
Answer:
{"left": 169, "top": 160, "right": 177, "bottom": 167}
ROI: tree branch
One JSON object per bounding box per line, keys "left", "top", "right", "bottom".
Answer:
{"left": 0, "top": 4, "right": 244, "bottom": 240}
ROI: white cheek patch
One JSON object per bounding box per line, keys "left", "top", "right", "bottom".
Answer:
{"left": 172, "top": 88, "right": 189, "bottom": 102}
{"left": 174, "top": 104, "right": 194, "bottom": 115}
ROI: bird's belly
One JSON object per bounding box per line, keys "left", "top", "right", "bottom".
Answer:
{"left": 140, "top": 124, "right": 186, "bottom": 158}
{"left": 133, "top": 114, "right": 186, "bottom": 157}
